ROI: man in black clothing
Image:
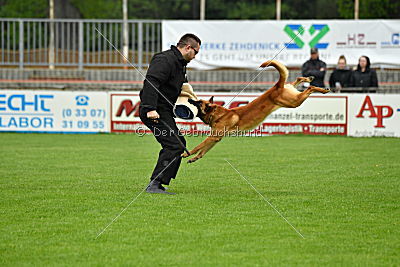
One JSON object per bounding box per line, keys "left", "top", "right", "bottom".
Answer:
{"left": 139, "top": 33, "right": 201, "bottom": 194}
{"left": 301, "top": 47, "right": 327, "bottom": 88}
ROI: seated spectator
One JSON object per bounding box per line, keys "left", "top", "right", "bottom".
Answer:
{"left": 301, "top": 47, "right": 326, "bottom": 88}
{"left": 350, "top": 55, "right": 378, "bottom": 89}
{"left": 329, "top": 55, "right": 352, "bottom": 91}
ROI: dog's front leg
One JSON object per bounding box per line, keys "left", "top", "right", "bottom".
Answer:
{"left": 184, "top": 114, "right": 237, "bottom": 163}
{"left": 187, "top": 136, "right": 222, "bottom": 163}
{"left": 181, "top": 148, "right": 197, "bottom": 158}
{"left": 181, "top": 139, "right": 206, "bottom": 158}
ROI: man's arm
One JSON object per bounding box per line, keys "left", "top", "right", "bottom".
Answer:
{"left": 301, "top": 62, "right": 310, "bottom": 77}
{"left": 141, "top": 54, "right": 171, "bottom": 112}
{"left": 306, "top": 61, "right": 326, "bottom": 79}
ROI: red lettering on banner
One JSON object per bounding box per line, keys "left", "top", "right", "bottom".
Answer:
{"left": 356, "top": 96, "right": 376, "bottom": 117}
{"left": 358, "top": 33, "right": 365, "bottom": 45}
{"left": 116, "top": 100, "right": 140, "bottom": 117}
{"left": 356, "top": 96, "right": 394, "bottom": 128}
{"left": 374, "top": 106, "right": 393, "bottom": 128}
{"left": 348, "top": 34, "right": 356, "bottom": 45}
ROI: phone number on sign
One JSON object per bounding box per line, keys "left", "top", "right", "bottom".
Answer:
{"left": 62, "top": 109, "right": 106, "bottom": 118}
{"left": 62, "top": 120, "right": 105, "bottom": 129}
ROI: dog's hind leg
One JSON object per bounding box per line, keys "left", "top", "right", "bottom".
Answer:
{"left": 307, "top": 85, "right": 330, "bottom": 94}
{"left": 291, "top": 76, "right": 314, "bottom": 87}
{"left": 276, "top": 85, "right": 330, "bottom": 108}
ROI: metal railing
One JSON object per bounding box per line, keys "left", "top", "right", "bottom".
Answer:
{"left": 0, "top": 18, "right": 162, "bottom": 69}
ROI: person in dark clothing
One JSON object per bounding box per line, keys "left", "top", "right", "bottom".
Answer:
{"left": 139, "top": 33, "right": 201, "bottom": 194}
{"left": 301, "top": 47, "right": 327, "bottom": 88}
{"left": 350, "top": 55, "right": 378, "bottom": 90}
{"left": 329, "top": 55, "right": 352, "bottom": 92}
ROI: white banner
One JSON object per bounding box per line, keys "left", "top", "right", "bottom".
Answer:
{"left": 0, "top": 90, "right": 109, "bottom": 133}
{"left": 162, "top": 20, "right": 400, "bottom": 69}
{"left": 109, "top": 92, "right": 348, "bottom": 136}
{"left": 3, "top": 90, "right": 396, "bottom": 137}
{"left": 348, "top": 94, "right": 400, "bottom": 137}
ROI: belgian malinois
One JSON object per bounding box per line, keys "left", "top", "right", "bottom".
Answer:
{"left": 183, "top": 60, "right": 330, "bottom": 163}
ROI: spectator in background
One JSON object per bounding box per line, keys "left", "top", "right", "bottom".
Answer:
{"left": 301, "top": 47, "right": 326, "bottom": 88}
{"left": 329, "top": 55, "right": 352, "bottom": 92}
{"left": 350, "top": 55, "right": 378, "bottom": 89}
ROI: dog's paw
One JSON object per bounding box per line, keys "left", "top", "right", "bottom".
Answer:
{"left": 308, "top": 76, "right": 315, "bottom": 82}
{"left": 323, "top": 88, "right": 330, "bottom": 94}
{"left": 187, "top": 157, "right": 198, "bottom": 164}
{"left": 181, "top": 152, "right": 190, "bottom": 158}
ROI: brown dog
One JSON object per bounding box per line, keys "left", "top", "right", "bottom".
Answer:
{"left": 182, "top": 60, "right": 330, "bottom": 163}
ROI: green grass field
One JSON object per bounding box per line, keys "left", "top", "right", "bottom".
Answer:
{"left": 1, "top": 133, "right": 399, "bottom": 266}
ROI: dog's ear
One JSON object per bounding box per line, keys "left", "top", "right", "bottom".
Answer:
{"left": 209, "top": 96, "right": 214, "bottom": 104}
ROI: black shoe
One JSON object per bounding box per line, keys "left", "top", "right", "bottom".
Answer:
{"left": 146, "top": 180, "right": 175, "bottom": 195}
{"left": 159, "top": 185, "right": 169, "bottom": 191}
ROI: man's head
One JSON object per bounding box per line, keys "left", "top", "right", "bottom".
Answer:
{"left": 176, "top": 33, "right": 201, "bottom": 62}
{"left": 310, "top": 47, "right": 319, "bottom": 60}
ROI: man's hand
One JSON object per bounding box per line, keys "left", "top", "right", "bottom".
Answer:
{"left": 147, "top": 110, "right": 160, "bottom": 120}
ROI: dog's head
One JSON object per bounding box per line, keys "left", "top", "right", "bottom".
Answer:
{"left": 188, "top": 96, "right": 216, "bottom": 122}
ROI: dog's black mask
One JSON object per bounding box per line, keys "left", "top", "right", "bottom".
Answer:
{"left": 188, "top": 98, "right": 200, "bottom": 108}
{"left": 188, "top": 99, "right": 203, "bottom": 115}
{"left": 188, "top": 97, "right": 214, "bottom": 118}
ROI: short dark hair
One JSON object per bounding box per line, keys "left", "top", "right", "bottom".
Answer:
{"left": 310, "top": 47, "right": 318, "bottom": 54}
{"left": 177, "top": 33, "right": 201, "bottom": 48}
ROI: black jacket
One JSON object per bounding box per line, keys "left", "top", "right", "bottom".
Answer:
{"left": 350, "top": 69, "right": 378, "bottom": 88}
{"left": 140, "top": 45, "right": 188, "bottom": 114}
{"left": 301, "top": 58, "right": 327, "bottom": 87}
{"left": 329, "top": 68, "right": 352, "bottom": 88}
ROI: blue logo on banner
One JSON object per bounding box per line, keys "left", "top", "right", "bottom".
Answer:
{"left": 75, "top": 95, "right": 89, "bottom": 106}
{"left": 0, "top": 94, "right": 53, "bottom": 111}
{"left": 392, "top": 33, "right": 399, "bottom": 45}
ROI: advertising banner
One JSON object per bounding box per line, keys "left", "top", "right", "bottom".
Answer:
{"left": 110, "top": 93, "right": 142, "bottom": 133}
{"left": 110, "top": 92, "right": 347, "bottom": 136}
{"left": 0, "top": 90, "right": 109, "bottom": 133}
{"left": 3, "top": 90, "right": 398, "bottom": 137}
{"left": 162, "top": 20, "right": 400, "bottom": 69}
{"left": 348, "top": 94, "right": 400, "bottom": 137}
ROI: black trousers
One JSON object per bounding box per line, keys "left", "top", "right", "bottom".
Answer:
{"left": 139, "top": 108, "right": 186, "bottom": 185}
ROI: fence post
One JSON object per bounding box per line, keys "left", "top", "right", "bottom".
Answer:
{"left": 78, "top": 21, "right": 83, "bottom": 70}
{"left": 19, "top": 20, "right": 24, "bottom": 69}
{"left": 49, "top": 0, "right": 55, "bottom": 69}
{"left": 122, "top": 0, "right": 129, "bottom": 69}
{"left": 138, "top": 22, "right": 143, "bottom": 70}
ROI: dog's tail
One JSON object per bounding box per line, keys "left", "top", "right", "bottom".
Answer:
{"left": 260, "top": 60, "right": 288, "bottom": 88}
